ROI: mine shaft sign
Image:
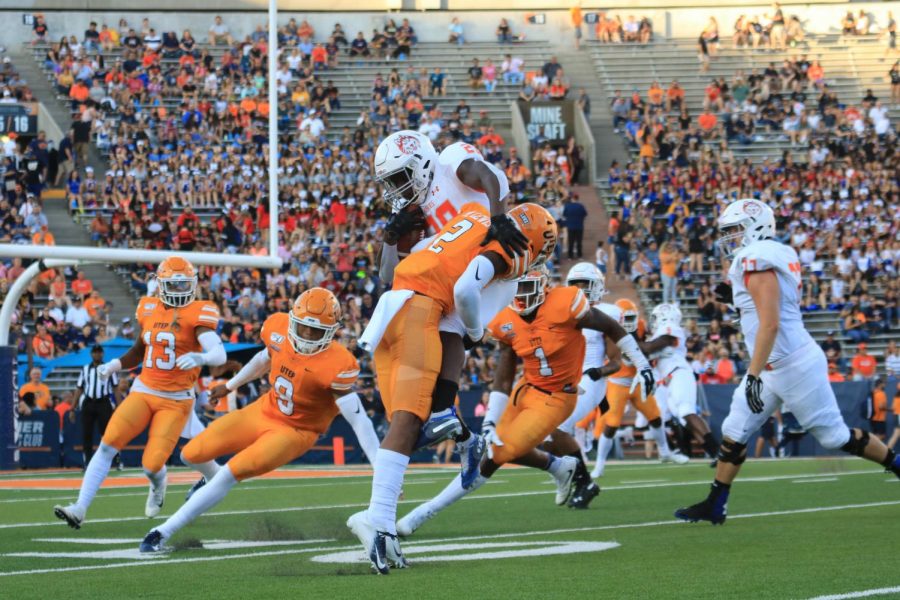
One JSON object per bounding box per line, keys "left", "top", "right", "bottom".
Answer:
{"left": 519, "top": 101, "right": 575, "bottom": 143}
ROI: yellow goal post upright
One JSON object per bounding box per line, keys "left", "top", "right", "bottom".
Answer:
{"left": 0, "top": 0, "right": 282, "bottom": 469}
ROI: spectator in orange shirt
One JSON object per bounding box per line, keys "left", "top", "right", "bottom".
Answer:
{"left": 477, "top": 127, "right": 505, "bottom": 147}
{"left": 807, "top": 60, "right": 824, "bottom": 88}
{"left": 32, "top": 225, "right": 55, "bottom": 246}
{"left": 69, "top": 80, "right": 90, "bottom": 108}
{"left": 698, "top": 109, "right": 719, "bottom": 138}
{"left": 660, "top": 242, "right": 680, "bottom": 304}
{"left": 715, "top": 349, "right": 736, "bottom": 384}
{"left": 32, "top": 325, "right": 56, "bottom": 360}
{"left": 20, "top": 367, "right": 52, "bottom": 408}
{"left": 886, "top": 392, "right": 900, "bottom": 450}
{"left": 311, "top": 44, "right": 328, "bottom": 71}
{"left": 665, "top": 80, "right": 685, "bottom": 112}
{"left": 851, "top": 343, "right": 877, "bottom": 381}
{"left": 827, "top": 362, "right": 846, "bottom": 382}
{"left": 83, "top": 290, "right": 106, "bottom": 320}
{"left": 54, "top": 392, "right": 74, "bottom": 429}
{"left": 71, "top": 271, "right": 93, "bottom": 298}
{"left": 869, "top": 378, "right": 889, "bottom": 439}
{"left": 647, "top": 81, "right": 664, "bottom": 110}
{"left": 297, "top": 19, "right": 314, "bottom": 39}
{"left": 549, "top": 78, "right": 568, "bottom": 100}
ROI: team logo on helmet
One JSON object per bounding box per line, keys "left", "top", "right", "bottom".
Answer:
{"left": 742, "top": 201, "right": 762, "bottom": 216}
{"left": 395, "top": 135, "right": 420, "bottom": 155}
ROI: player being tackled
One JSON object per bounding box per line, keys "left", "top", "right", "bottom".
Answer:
{"left": 54, "top": 256, "right": 226, "bottom": 529}
{"left": 675, "top": 199, "right": 900, "bottom": 526}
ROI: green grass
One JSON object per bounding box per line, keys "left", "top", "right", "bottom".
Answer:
{"left": 0, "top": 459, "right": 898, "bottom": 599}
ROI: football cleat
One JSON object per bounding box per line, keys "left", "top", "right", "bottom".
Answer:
{"left": 459, "top": 435, "right": 486, "bottom": 489}
{"left": 370, "top": 531, "right": 408, "bottom": 575}
{"left": 347, "top": 511, "right": 408, "bottom": 571}
{"left": 139, "top": 529, "right": 171, "bottom": 553}
{"left": 552, "top": 456, "right": 578, "bottom": 506}
{"left": 415, "top": 407, "right": 463, "bottom": 450}
{"left": 674, "top": 497, "right": 727, "bottom": 525}
{"left": 568, "top": 481, "right": 600, "bottom": 509}
{"left": 661, "top": 452, "right": 690, "bottom": 465}
{"left": 53, "top": 504, "right": 85, "bottom": 530}
{"left": 396, "top": 504, "right": 437, "bottom": 538}
{"left": 185, "top": 477, "right": 206, "bottom": 503}
{"left": 145, "top": 478, "right": 167, "bottom": 518}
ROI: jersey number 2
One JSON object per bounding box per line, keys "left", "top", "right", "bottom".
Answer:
{"left": 143, "top": 331, "right": 176, "bottom": 370}
{"left": 428, "top": 219, "right": 473, "bottom": 254}
{"left": 274, "top": 375, "right": 294, "bottom": 416}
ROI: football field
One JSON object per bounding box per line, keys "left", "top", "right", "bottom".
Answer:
{"left": 0, "top": 458, "right": 897, "bottom": 599}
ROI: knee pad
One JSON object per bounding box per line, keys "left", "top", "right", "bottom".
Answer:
{"left": 716, "top": 439, "right": 747, "bottom": 465}
{"left": 840, "top": 428, "right": 869, "bottom": 456}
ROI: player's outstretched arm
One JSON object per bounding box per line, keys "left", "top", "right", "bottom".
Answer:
{"left": 209, "top": 349, "right": 272, "bottom": 398}
{"left": 97, "top": 335, "right": 146, "bottom": 380}
{"left": 744, "top": 271, "right": 780, "bottom": 413}
{"left": 456, "top": 159, "right": 506, "bottom": 214}
{"left": 640, "top": 334, "right": 677, "bottom": 355}
{"left": 453, "top": 251, "right": 509, "bottom": 345}
{"left": 579, "top": 307, "right": 655, "bottom": 397}
{"left": 176, "top": 327, "right": 227, "bottom": 370}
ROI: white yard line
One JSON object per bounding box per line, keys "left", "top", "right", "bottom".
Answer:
{"left": 0, "top": 467, "right": 886, "bottom": 530}
{"left": 1, "top": 498, "right": 898, "bottom": 577}
{"left": 805, "top": 585, "right": 900, "bottom": 600}
{"left": 791, "top": 478, "right": 838, "bottom": 484}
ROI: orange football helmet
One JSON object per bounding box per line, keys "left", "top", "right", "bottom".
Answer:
{"left": 289, "top": 287, "right": 341, "bottom": 355}
{"left": 511, "top": 265, "right": 550, "bottom": 316}
{"left": 503, "top": 203, "right": 558, "bottom": 280}
{"left": 615, "top": 298, "right": 639, "bottom": 333}
{"left": 156, "top": 256, "right": 198, "bottom": 307}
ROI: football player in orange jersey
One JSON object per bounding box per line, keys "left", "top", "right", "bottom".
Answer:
{"left": 590, "top": 299, "right": 689, "bottom": 479}
{"left": 375, "top": 131, "right": 529, "bottom": 454}
{"left": 54, "top": 257, "right": 226, "bottom": 529}
{"left": 349, "top": 202, "right": 555, "bottom": 574}
{"left": 395, "top": 267, "right": 656, "bottom": 536}
{"left": 138, "top": 288, "right": 369, "bottom": 552}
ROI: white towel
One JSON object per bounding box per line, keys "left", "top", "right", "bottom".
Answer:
{"left": 359, "top": 289, "right": 415, "bottom": 354}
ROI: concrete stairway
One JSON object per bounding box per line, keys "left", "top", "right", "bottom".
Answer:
{"left": 12, "top": 51, "right": 136, "bottom": 325}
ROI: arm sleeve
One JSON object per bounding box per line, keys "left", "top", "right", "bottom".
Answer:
{"left": 617, "top": 334, "right": 651, "bottom": 372}
{"left": 453, "top": 254, "right": 496, "bottom": 339}
{"left": 225, "top": 349, "right": 272, "bottom": 391}
{"left": 197, "top": 330, "right": 227, "bottom": 368}
{"left": 484, "top": 391, "right": 509, "bottom": 424}
{"left": 335, "top": 392, "right": 380, "bottom": 465}
{"left": 379, "top": 242, "right": 399, "bottom": 284}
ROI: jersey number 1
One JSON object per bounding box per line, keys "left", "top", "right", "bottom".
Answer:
{"left": 534, "top": 347, "right": 553, "bottom": 377}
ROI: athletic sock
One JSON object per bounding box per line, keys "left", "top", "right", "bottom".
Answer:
{"left": 181, "top": 454, "right": 221, "bottom": 482}
{"left": 368, "top": 449, "right": 409, "bottom": 535}
{"left": 881, "top": 449, "right": 900, "bottom": 477}
{"left": 596, "top": 434, "right": 614, "bottom": 468}
{"left": 425, "top": 473, "right": 486, "bottom": 513}
{"left": 702, "top": 432, "right": 720, "bottom": 458}
{"left": 74, "top": 442, "right": 118, "bottom": 513}
{"left": 707, "top": 479, "right": 731, "bottom": 501}
{"left": 649, "top": 425, "right": 673, "bottom": 457}
{"left": 567, "top": 451, "right": 590, "bottom": 485}
{"left": 544, "top": 454, "right": 561, "bottom": 474}
{"left": 144, "top": 465, "right": 167, "bottom": 489}
{"left": 156, "top": 466, "right": 237, "bottom": 539}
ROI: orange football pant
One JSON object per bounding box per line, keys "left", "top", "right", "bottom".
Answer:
{"left": 491, "top": 380, "right": 576, "bottom": 465}
{"left": 181, "top": 399, "right": 318, "bottom": 481}
{"left": 374, "top": 294, "right": 443, "bottom": 422}
{"left": 102, "top": 391, "right": 192, "bottom": 473}
{"left": 603, "top": 381, "right": 661, "bottom": 428}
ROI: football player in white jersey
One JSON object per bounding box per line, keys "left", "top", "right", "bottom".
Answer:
{"left": 675, "top": 199, "right": 900, "bottom": 525}
{"left": 372, "top": 130, "right": 528, "bottom": 476}
{"left": 641, "top": 303, "right": 719, "bottom": 462}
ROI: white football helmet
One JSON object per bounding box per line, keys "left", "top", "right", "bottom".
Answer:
{"left": 512, "top": 266, "right": 550, "bottom": 316}
{"left": 373, "top": 130, "right": 438, "bottom": 211}
{"left": 650, "top": 303, "right": 682, "bottom": 334}
{"left": 565, "top": 262, "right": 606, "bottom": 304}
{"left": 716, "top": 198, "right": 776, "bottom": 258}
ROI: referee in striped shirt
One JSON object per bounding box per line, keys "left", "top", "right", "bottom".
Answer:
{"left": 77, "top": 345, "right": 118, "bottom": 465}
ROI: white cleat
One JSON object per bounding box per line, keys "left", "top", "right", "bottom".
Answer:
{"left": 53, "top": 504, "right": 85, "bottom": 529}
{"left": 590, "top": 461, "right": 605, "bottom": 479}
{"left": 661, "top": 452, "right": 690, "bottom": 465}
{"left": 553, "top": 456, "right": 578, "bottom": 506}
{"left": 396, "top": 504, "right": 436, "bottom": 537}
{"left": 145, "top": 478, "right": 167, "bottom": 518}
{"left": 347, "top": 510, "right": 406, "bottom": 568}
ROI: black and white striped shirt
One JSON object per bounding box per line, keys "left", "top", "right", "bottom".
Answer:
{"left": 77, "top": 362, "right": 118, "bottom": 407}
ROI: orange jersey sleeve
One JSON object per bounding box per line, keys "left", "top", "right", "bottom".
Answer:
{"left": 261, "top": 313, "right": 360, "bottom": 433}
{"left": 136, "top": 298, "right": 221, "bottom": 392}
{"left": 393, "top": 203, "right": 513, "bottom": 313}
{"left": 488, "top": 287, "right": 588, "bottom": 392}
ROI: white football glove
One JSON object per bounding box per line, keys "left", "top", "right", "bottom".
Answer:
{"left": 481, "top": 421, "right": 504, "bottom": 459}
{"left": 97, "top": 359, "right": 120, "bottom": 381}
{"left": 175, "top": 353, "right": 205, "bottom": 370}
{"left": 630, "top": 367, "right": 656, "bottom": 401}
